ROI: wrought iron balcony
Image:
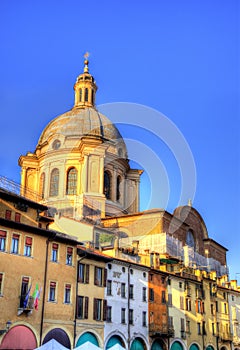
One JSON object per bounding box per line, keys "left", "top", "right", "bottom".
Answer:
{"left": 149, "top": 323, "right": 175, "bottom": 337}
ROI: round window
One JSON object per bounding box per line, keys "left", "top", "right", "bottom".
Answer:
{"left": 52, "top": 139, "right": 61, "bottom": 150}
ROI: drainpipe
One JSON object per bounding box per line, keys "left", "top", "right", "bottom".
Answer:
{"left": 127, "top": 264, "right": 131, "bottom": 350}
{"left": 74, "top": 254, "right": 87, "bottom": 348}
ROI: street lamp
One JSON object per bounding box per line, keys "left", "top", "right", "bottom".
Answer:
{"left": 0, "top": 321, "right": 12, "bottom": 336}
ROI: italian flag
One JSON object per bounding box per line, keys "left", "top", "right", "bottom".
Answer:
{"left": 32, "top": 283, "right": 41, "bottom": 310}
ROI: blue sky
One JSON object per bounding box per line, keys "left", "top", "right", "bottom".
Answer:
{"left": 0, "top": 0, "right": 239, "bottom": 279}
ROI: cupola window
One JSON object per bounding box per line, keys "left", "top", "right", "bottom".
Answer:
{"left": 85, "top": 88, "right": 88, "bottom": 102}
{"left": 79, "top": 89, "right": 82, "bottom": 102}
{"left": 66, "top": 167, "right": 77, "bottom": 195}
{"left": 186, "top": 230, "right": 195, "bottom": 249}
{"left": 116, "top": 175, "right": 121, "bottom": 201}
{"left": 104, "top": 171, "right": 111, "bottom": 200}
{"left": 50, "top": 168, "right": 59, "bottom": 197}
{"left": 40, "top": 172, "right": 45, "bottom": 199}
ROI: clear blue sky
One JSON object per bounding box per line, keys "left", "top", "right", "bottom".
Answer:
{"left": 0, "top": 0, "right": 239, "bottom": 279}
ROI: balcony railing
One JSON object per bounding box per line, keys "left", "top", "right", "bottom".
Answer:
{"left": 17, "top": 296, "right": 34, "bottom": 315}
{"left": 149, "top": 323, "right": 175, "bottom": 337}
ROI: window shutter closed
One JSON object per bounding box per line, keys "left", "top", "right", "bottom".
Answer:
{"left": 103, "top": 300, "right": 107, "bottom": 321}
{"left": 103, "top": 269, "right": 107, "bottom": 287}
{"left": 93, "top": 298, "right": 97, "bottom": 320}
{"left": 86, "top": 265, "right": 89, "bottom": 284}
{"left": 84, "top": 296, "right": 89, "bottom": 319}
{"left": 94, "top": 267, "right": 97, "bottom": 286}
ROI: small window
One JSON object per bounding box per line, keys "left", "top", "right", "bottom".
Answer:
{"left": 64, "top": 284, "right": 71, "bottom": 304}
{"left": 142, "top": 311, "right": 147, "bottom": 327}
{"left": 121, "top": 308, "right": 126, "bottom": 324}
{"left": 11, "top": 234, "right": 19, "bottom": 254}
{"left": 93, "top": 298, "right": 102, "bottom": 321}
{"left": 142, "top": 287, "right": 147, "bottom": 302}
{"left": 106, "top": 306, "right": 112, "bottom": 322}
{"left": 85, "top": 88, "right": 88, "bottom": 102}
{"left": 197, "top": 322, "right": 201, "bottom": 335}
{"left": 77, "top": 296, "right": 89, "bottom": 319}
{"left": 168, "top": 293, "right": 172, "bottom": 306}
{"left": 122, "top": 267, "right": 125, "bottom": 273}
{"left": 94, "top": 267, "right": 106, "bottom": 287}
{"left": 149, "top": 288, "right": 154, "bottom": 302}
{"left": 121, "top": 283, "right": 126, "bottom": 298}
{"left": 79, "top": 89, "right": 82, "bottom": 102}
{"left": 116, "top": 175, "right": 121, "bottom": 201}
{"left": 52, "top": 140, "right": 61, "bottom": 150}
{"left": 66, "top": 247, "right": 73, "bottom": 265}
{"left": 49, "top": 281, "right": 56, "bottom": 302}
{"left": 108, "top": 263, "right": 112, "bottom": 269}
{"left": 15, "top": 213, "right": 21, "bottom": 223}
{"left": 5, "top": 210, "right": 11, "bottom": 220}
{"left": 20, "top": 276, "right": 30, "bottom": 308}
{"left": 66, "top": 168, "right": 77, "bottom": 195}
{"left": 143, "top": 272, "right": 146, "bottom": 278}
{"left": 78, "top": 263, "right": 89, "bottom": 284}
{"left": 0, "top": 230, "right": 7, "bottom": 252}
{"left": 49, "top": 168, "right": 59, "bottom": 197}
{"left": 51, "top": 243, "right": 58, "bottom": 262}
{"left": 40, "top": 172, "right": 45, "bottom": 199}
{"left": 130, "top": 268, "right": 133, "bottom": 274}
{"left": 129, "top": 309, "right": 134, "bottom": 325}
{"left": 107, "top": 280, "right": 112, "bottom": 296}
{"left": 0, "top": 273, "right": 4, "bottom": 295}
{"left": 24, "top": 237, "right": 32, "bottom": 257}
{"left": 162, "top": 290, "right": 166, "bottom": 304}
{"left": 104, "top": 171, "right": 111, "bottom": 200}
{"left": 179, "top": 282, "right": 182, "bottom": 288}
{"left": 129, "top": 284, "right": 134, "bottom": 299}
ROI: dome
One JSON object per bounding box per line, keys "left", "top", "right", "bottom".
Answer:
{"left": 37, "top": 107, "right": 126, "bottom": 153}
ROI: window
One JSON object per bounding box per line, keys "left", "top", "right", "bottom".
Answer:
{"left": 78, "top": 263, "right": 89, "bottom": 283}
{"left": 149, "top": 288, "right": 154, "bottom": 302}
{"left": 121, "top": 308, "right": 126, "bottom": 324}
{"left": 180, "top": 296, "right": 184, "bottom": 310}
{"left": 0, "top": 230, "right": 7, "bottom": 251}
{"left": 79, "top": 88, "right": 82, "bottom": 102}
{"left": 197, "top": 322, "right": 201, "bottom": 335}
{"left": 49, "top": 281, "right": 56, "bottom": 302}
{"left": 64, "top": 284, "right": 71, "bottom": 304}
{"left": 129, "top": 284, "right": 134, "bottom": 299}
{"left": 142, "top": 311, "right": 147, "bottom": 327}
{"left": 11, "top": 234, "right": 19, "bottom": 254}
{"left": 94, "top": 267, "right": 106, "bottom": 287}
{"left": 211, "top": 303, "right": 214, "bottom": 315}
{"left": 186, "top": 230, "right": 195, "bottom": 249}
{"left": 93, "top": 298, "right": 102, "bottom": 321}
{"left": 116, "top": 175, "right": 121, "bottom": 201}
{"left": 179, "top": 282, "right": 182, "bottom": 288}
{"left": 39, "top": 172, "right": 45, "bottom": 199}
{"left": 162, "top": 290, "right": 166, "bottom": 303}
{"left": 66, "top": 247, "right": 73, "bottom": 265}
{"left": 129, "top": 309, "right": 134, "bottom": 325}
{"left": 168, "top": 316, "right": 173, "bottom": 328}
{"left": 51, "top": 243, "right": 58, "bottom": 262}
{"left": 186, "top": 320, "right": 190, "bottom": 333}
{"left": 49, "top": 168, "right": 59, "bottom": 197}
{"left": 77, "top": 296, "right": 89, "bottom": 319}
{"left": 66, "top": 168, "right": 77, "bottom": 195}
{"left": 181, "top": 318, "right": 185, "bottom": 331}
{"left": 168, "top": 293, "right": 172, "bottom": 306}
{"left": 106, "top": 306, "right": 112, "bottom": 322}
{"left": 212, "top": 323, "right": 215, "bottom": 335}
{"left": 202, "top": 321, "right": 206, "bottom": 335}
{"left": 85, "top": 88, "right": 88, "bottom": 102}
{"left": 186, "top": 298, "right": 191, "bottom": 311}
{"left": 142, "top": 287, "right": 147, "bottom": 302}
{"left": 15, "top": 213, "right": 21, "bottom": 223}
{"left": 0, "top": 273, "right": 4, "bottom": 295}
{"left": 196, "top": 299, "right": 203, "bottom": 313}
{"left": 24, "top": 237, "right": 32, "bottom": 257}
{"left": 215, "top": 301, "right": 218, "bottom": 312}
{"left": 20, "top": 276, "right": 30, "bottom": 308}
{"left": 5, "top": 210, "right": 11, "bottom": 220}
{"left": 107, "top": 280, "right": 112, "bottom": 296}
{"left": 104, "top": 171, "right": 111, "bottom": 199}
{"left": 121, "top": 283, "right": 126, "bottom": 298}
{"left": 52, "top": 139, "right": 61, "bottom": 150}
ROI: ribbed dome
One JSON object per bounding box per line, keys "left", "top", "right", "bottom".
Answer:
{"left": 38, "top": 107, "right": 124, "bottom": 147}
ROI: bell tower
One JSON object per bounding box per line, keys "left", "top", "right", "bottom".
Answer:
{"left": 73, "top": 53, "right": 98, "bottom": 109}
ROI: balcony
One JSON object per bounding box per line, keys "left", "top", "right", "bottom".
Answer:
{"left": 149, "top": 323, "right": 174, "bottom": 337}
{"left": 17, "top": 296, "right": 34, "bottom": 315}
{"left": 181, "top": 330, "right": 186, "bottom": 339}
{"left": 219, "top": 333, "right": 234, "bottom": 342}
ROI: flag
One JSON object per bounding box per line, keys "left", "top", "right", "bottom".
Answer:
{"left": 23, "top": 284, "right": 32, "bottom": 308}
{"left": 32, "top": 284, "right": 42, "bottom": 310}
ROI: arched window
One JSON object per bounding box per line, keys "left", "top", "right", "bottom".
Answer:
{"left": 85, "top": 88, "right": 88, "bottom": 102}
{"left": 39, "top": 172, "right": 45, "bottom": 199}
{"left": 79, "top": 88, "right": 82, "bottom": 102}
{"left": 116, "top": 175, "right": 121, "bottom": 201}
{"left": 186, "top": 230, "right": 195, "bottom": 249}
{"left": 104, "top": 171, "right": 111, "bottom": 200}
{"left": 91, "top": 89, "right": 94, "bottom": 104}
{"left": 66, "top": 167, "right": 77, "bottom": 195}
{"left": 49, "top": 168, "right": 59, "bottom": 197}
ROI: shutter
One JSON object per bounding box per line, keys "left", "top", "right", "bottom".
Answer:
{"left": 85, "top": 265, "right": 89, "bottom": 284}
{"left": 22, "top": 276, "right": 29, "bottom": 282}
{"left": 25, "top": 237, "right": 32, "bottom": 246}
{"left": 0, "top": 230, "right": 6, "bottom": 237}
{"left": 195, "top": 300, "right": 198, "bottom": 312}
{"left": 67, "top": 247, "right": 73, "bottom": 254}
{"left": 103, "top": 268, "right": 107, "bottom": 287}
{"left": 5, "top": 210, "right": 11, "bottom": 220}
{"left": 66, "top": 284, "right": 71, "bottom": 289}
{"left": 50, "top": 281, "right": 56, "bottom": 287}
{"left": 52, "top": 243, "right": 58, "bottom": 249}
{"left": 84, "top": 296, "right": 89, "bottom": 319}
{"left": 103, "top": 299, "right": 107, "bottom": 321}
{"left": 13, "top": 234, "right": 19, "bottom": 239}
{"left": 94, "top": 266, "right": 97, "bottom": 285}
{"left": 93, "top": 298, "right": 97, "bottom": 320}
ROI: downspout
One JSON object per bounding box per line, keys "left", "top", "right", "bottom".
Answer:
{"left": 128, "top": 264, "right": 131, "bottom": 350}
{"left": 74, "top": 254, "right": 87, "bottom": 347}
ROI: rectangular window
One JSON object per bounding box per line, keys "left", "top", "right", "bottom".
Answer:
{"left": 168, "top": 316, "right": 173, "bottom": 327}
{"left": 5, "top": 210, "right": 11, "bottom": 220}
{"left": 49, "top": 281, "right": 56, "bottom": 302}
{"left": 121, "top": 283, "right": 126, "bottom": 298}
{"left": 129, "top": 309, "right": 134, "bottom": 325}
{"left": 212, "top": 323, "right": 215, "bottom": 335}
{"left": 196, "top": 300, "right": 203, "bottom": 313}
{"left": 11, "top": 234, "right": 19, "bottom": 254}
{"left": 66, "top": 247, "right": 73, "bottom": 265}
{"left": 78, "top": 263, "right": 89, "bottom": 283}
{"left": 107, "top": 280, "right": 112, "bottom": 296}
{"left": 181, "top": 318, "right": 185, "bottom": 338}
{"left": 51, "top": 243, "right": 58, "bottom": 262}
{"left": 215, "top": 301, "right": 218, "bottom": 312}
{"left": 224, "top": 302, "right": 228, "bottom": 314}
{"left": 180, "top": 296, "right": 184, "bottom": 310}
{"left": 93, "top": 298, "right": 102, "bottom": 321}
{"left": 121, "top": 308, "right": 126, "bottom": 324}
{"left": 162, "top": 290, "right": 166, "bottom": 303}
{"left": 149, "top": 288, "right": 154, "bottom": 302}
{"left": 0, "top": 273, "right": 3, "bottom": 295}
{"left": 168, "top": 293, "right": 172, "bottom": 306}
{"left": 186, "top": 320, "right": 190, "bottom": 333}
{"left": 64, "top": 284, "right": 71, "bottom": 304}
{"left": 94, "top": 267, "right": 107, "bottom": 287}
{"left": 186, "top": 298, "right": 191, "bottom": 311}
{"left": 202, "top": 321, "right": 206, "bottom": 335}
{"left": 20, "top": 276, "right": 30, "bottom": 308}
{"left": 77, "top": 296, "right": 89, "bottom": 319}
{"left": 24, "top": 236, "right": 32, "bottom": 257}
{"left": 142, "top": 311, "right": 147, "bottom": 327}
{"left": 142, "top": 287, "right": 147, "bottom": 302}
{"left": 197, "top": 322, "right": 201, "bottom": 335}
{"left": 106, "top": 306, "right": 112, "bottom": 322}
{"left": 129, "top": 284, "right": 134, "bottom": 299}
{"left": 211, "top": 303, "right": 214, "bottom": 315}
{"left": 15, "top": 212, "right": 21, "bottom": 223}
{"left": 0, "top": 230, "right": 7, "bottom": 252}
